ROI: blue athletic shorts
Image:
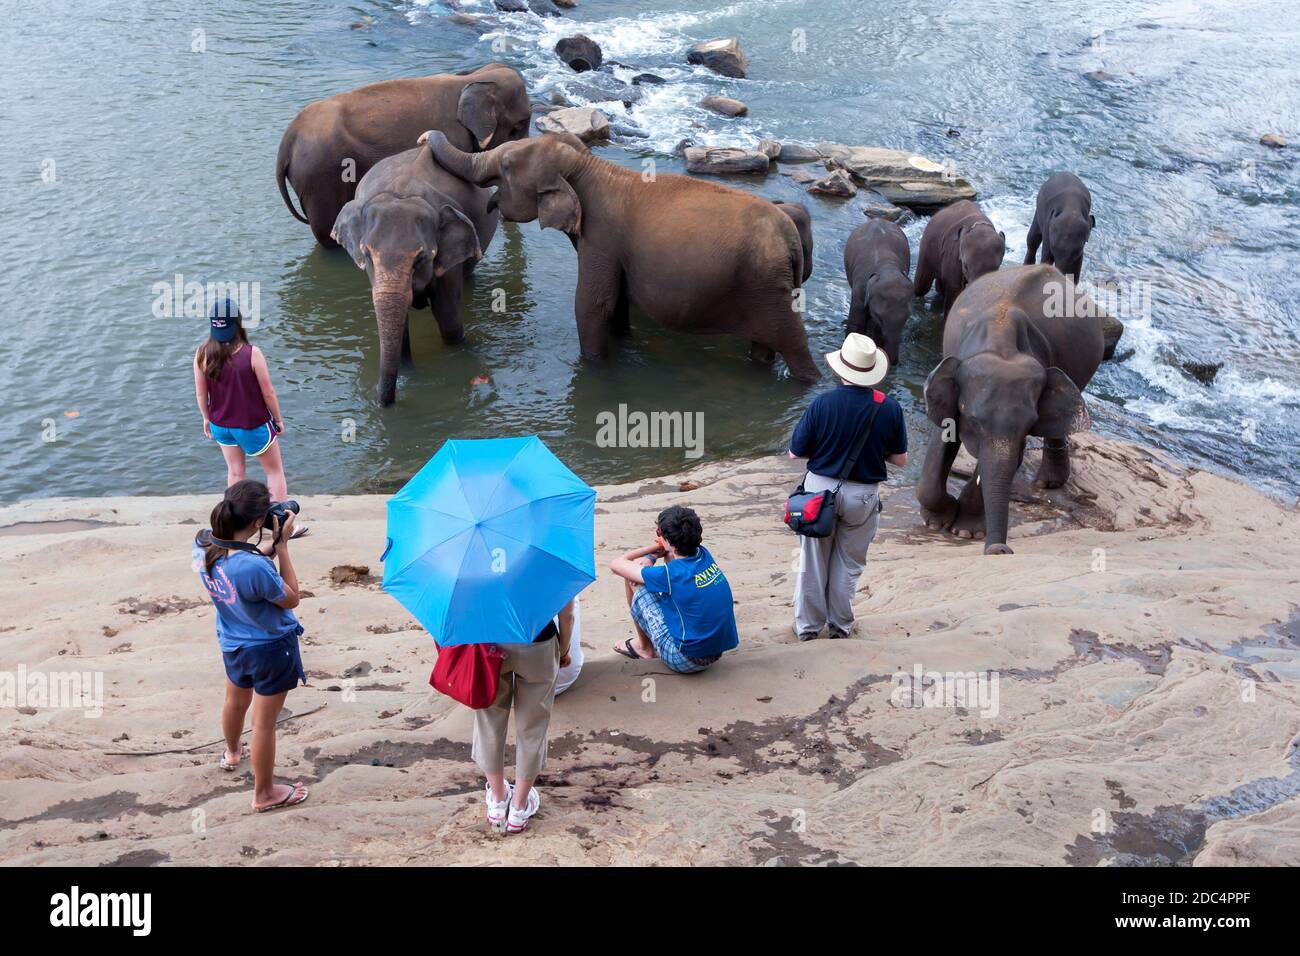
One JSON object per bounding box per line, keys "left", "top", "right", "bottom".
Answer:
{"left": 222, "top": 632, "right": 306, "bottom": 695}
{"left": 630, "top": 586, "right": 719, "bottom": 674}
{"left": 211, "top": 420, "right": 276, "bottom": 457}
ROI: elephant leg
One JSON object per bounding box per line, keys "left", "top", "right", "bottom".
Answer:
{"left": 573, "top": 260, "right": 622, "bottom": 363}
{"left": 847, "top": 286, "right": 869, "bottom": 336}
{"left": 609, "top": 273, "right": 631, "bottom": 337}
{"left": 431, "top": 274, "right": 466, "bottom": 346}
{"left": 917, "top": 431, "right": 960, "bottom": 530}
{"left": 1024, "top": 216, "right": 1042, "bottom": 265}
{"left": 913, "top": 256, "right": 935, "bottom": 298}
{"left": 948, "top": 467, "right": 987, "bottom": 541}
{"left": 401, "top": 322, "right": 413, "bottom": 366}
{"left": 750, "top": 342, "right": 776, "bottom": 364}
{"left": 1033, "top": 437, "right": 1071, "bottom": 489}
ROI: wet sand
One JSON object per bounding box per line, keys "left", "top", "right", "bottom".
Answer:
{"left": 1, "top": 434, "right": 1298, "bottom": 866}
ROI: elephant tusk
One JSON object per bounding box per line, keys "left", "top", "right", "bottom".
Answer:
{"left": 417, "top": 130, "right": 432, "bottom": 146}
{"left": 478, "top": 132, "right": 494, "bottom": 149}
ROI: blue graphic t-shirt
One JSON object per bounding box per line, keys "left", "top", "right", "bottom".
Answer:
{"left": 640, "top": 545, "right": 739, "bottom": 659}
{"left": 192, "top": 541, "right": 300, "bottom": 653}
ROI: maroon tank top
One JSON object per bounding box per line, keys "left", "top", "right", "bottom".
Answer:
{"left": 206, "top": 345, "right": 270, "bottom": 429}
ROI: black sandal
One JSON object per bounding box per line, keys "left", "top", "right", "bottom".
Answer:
{"left": 613, "top": 638, "right": 651, "bottom": 660}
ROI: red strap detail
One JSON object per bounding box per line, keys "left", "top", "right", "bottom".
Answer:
{"left": 803, "top": 495, "right": 823, "bottom": 521}
{"left": 872, "top": 389, "right": 885, "bottom": 404}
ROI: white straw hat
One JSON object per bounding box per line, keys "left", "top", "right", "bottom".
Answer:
{"left": 825, "top": 332, "right": 889, "bottom": 386}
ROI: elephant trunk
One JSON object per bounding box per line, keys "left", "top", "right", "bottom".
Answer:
{"left": 979, "top": 442, "right": 1021, "bottom": 555}
{"left": 425, "top": 129, "right": 499, "bottom": 185}
{"left": 372, "top": 286, "right": 411, "bottom": 406}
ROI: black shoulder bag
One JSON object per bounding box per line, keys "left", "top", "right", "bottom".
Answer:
{"left": 784, "top": 390, "right": 884, "bottom": 538}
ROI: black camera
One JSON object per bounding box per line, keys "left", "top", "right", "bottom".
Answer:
{"left": 263, "top": 499, "right": 300, "bottom": 530}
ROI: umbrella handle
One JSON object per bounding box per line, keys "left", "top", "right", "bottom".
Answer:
{"left": 380, "top": 537, "right": 393, "bottom": 562}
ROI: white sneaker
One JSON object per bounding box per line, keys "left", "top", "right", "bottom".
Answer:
{"left": 506, "top": 786, "right": 540, "bottom": 833}
{"left": 485, "top": 781, "right": 513, "bottom": 832}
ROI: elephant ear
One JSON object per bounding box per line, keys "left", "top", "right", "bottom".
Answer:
{"left": 1031, "top": 367, "right": 1091, "bottom": 438}
{"left": 331, "top": 200, "right": 367, "bottom": 269}
{"left": 457, "top": 81, "right": 499, "bottom": 150}
{"left": 432, "top": 204, "right": 482, "bottom": 277}
{"left": 538, "top": 176, "right": 582, "bottom": 235}
{"left": 924, "top": 356, "right": 961, "bottom": 427}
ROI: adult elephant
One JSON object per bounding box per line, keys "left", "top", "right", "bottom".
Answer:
{"left": 422, "top": 130, "right": 819, "bottom": 382}
{"left": 331, "top": 145, "right": 497, "bottom": 406}
{"left": 771, "top": 200, "right": 813, "bottom": 283}
{"left": 916, "top": 264, "right": 1121, "bottom": 555}
{"left": 276, "top": 64, "right": 530, "bottom": 247}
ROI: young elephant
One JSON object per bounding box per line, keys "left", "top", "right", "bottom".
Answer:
{"left": 422, "top": 130, "right": 819, "bottom": 382}
{"left": 771, "top": 200, "right": 814, "bottom": 283}
{"left": 913, "top": 200, "right": 1005, "bottom": 316}
{"left": 1024, "top": 172, "right": 1094, "bottom": 281}
{"left": 331, "top": 146, "right": 496, "bottom": 406}
{"left": 917, "top": 264, "right": 1117, "bottom": 555}
{"left": 843, "top": 219, "right": 912, "bottom": 365}
{"left": 277, "top": 64, "right": 530, "bottom": 247}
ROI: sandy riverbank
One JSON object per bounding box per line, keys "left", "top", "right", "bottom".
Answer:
{"left": 1, "top": 434, "right": 1298, "bottom": 866}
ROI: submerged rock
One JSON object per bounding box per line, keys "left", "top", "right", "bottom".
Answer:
{"left": 757, "top": 138, "right": 781, "bottom": 160}
{"left": 686, "top": 37, "right": 748, "bottom": 78}
{"left": 527, "top": 0, "right": 563, "bottom": 15}
{"left": 816, "top": 142, "right": 976, "bottom": 211}
{"left": 1101, "top": 313, "right": 1125, "bottom": 361}
{"left": 782, "top": 166, "right": 817, "bottom": 184}
{"left": 1260, "top": 133, "right": 1287, "bottom": 149}
{"left": 632, "top": 73, "right": 666, "bottom": 86}
{"left": 493, "top": 0, "right": 527, "bottom": 10}
{"left": 700, "top": 95, "right": 748, "bottom": 118}
{"left": 555, "top": 79, "right": 641, "bottom": 109}
{"left": 861, "top": 190, "right": 906, "bottom": 221}
{"left": 555, "top": 34, "right": 602, "bottom": 72}
{"left": 684, "top": 146, "right": 770, "bottom": 175}
{"left": 536, "top": 106, "right": 610, "bottom": 142}
{"left": 1179, "top": 358, "right": 1224, "bottom": 385}
{"left": 807, "top": 168, "right": 858, "bottom": 198}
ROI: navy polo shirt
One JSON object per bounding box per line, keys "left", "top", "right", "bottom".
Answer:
{"left": 789, "top": 385, "right": 908, "bottom": 484}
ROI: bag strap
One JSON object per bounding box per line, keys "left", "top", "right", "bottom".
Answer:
{"left": 834, "top": 390, "right": 885, "bottom": 491}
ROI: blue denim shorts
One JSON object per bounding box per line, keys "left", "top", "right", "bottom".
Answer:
{"left": 211, "top": 420, "right": 276, "bottom": 457}
{"left": 222, "top": 632, "right": 306, "bottom": 695}
{"left": 630, "top": 587, "right": 718, "bottom": 674}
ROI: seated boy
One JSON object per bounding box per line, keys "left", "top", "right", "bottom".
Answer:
{"left": 609, "top": 505, "right": 739, "bottom": 674}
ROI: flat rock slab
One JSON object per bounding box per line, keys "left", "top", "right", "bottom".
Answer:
{"left": 817, "top": 143, "right": 977, "bottom": 211}
{"left": 685, "top": 146, "right": 770, "bottom": 175}
{"left": 700, "top": 95, "right": 748, "bottom": 118}
{"left": 536, "top": 106, "right": 610, "bottom": 142}
{"left": 777, "top": 143, "right": 821, "bottom": 163}
{"left": 861, "top": 190, "right": 907, "bottom": 221}
{"left": 687, "top": 37, "right": 748, "bottom": 78}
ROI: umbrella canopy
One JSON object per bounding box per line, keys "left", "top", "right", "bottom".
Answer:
{"left": 382, "top": 436, "right": 596, "bottom": 646}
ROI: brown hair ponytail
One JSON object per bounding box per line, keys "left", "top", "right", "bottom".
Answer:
{"left": 202, "top": 479, "right": 272, "bottom": 574}
{"left": 198, "top": 319, "right": 250, "bottom": 381}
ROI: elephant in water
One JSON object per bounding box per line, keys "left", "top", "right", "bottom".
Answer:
{"left": 914, "top": 199, "right": 1005, "bottom": 317}
{"left": 331, "top": 145, "right": 497, "bottom": 406}
{"left": 916, "top": 264, "right": 1121, "bottom": 555}
{"left": 422, "top": 130, "right": 820, "bottom": 382}
{"left": 277, "top": 64, "right": 530, "bottom": 247}
{"left": 770, "top": 200, "right": 814, "bottom": 284}
{"left": 1025, "top": 172, "right": 1094, "bottom": 281}
{"left": 843, "top": 218, "right": 912, "bottom": 365}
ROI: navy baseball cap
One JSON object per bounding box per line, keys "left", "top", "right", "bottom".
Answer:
{"left": 209, "top": 299, "right": 241, "bottom": 342}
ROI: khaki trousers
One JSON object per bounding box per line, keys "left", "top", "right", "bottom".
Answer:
{"left": 793, "top": 472, "right": 881, "bottom": 636}
{"left": 471, "top": 637, "right": 561, "bottom": 780}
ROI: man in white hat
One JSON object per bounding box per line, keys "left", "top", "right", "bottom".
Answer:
{"left": 788, "top": 332, "right": 908, "bottom": 640}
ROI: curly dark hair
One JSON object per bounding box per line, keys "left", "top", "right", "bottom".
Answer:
{"left": 656, "top": 505, "right": 702, "bottom": 556}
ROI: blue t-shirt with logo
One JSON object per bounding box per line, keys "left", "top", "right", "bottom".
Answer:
{"left": 640, "top": 545, "right": 739, "bottom": 659}
{"left": 192, "top": 541, "right": 300, "bottom": 653}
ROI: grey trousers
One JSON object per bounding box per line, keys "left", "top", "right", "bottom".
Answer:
{"left": 793, "top": 472, "right": 881, "bottom": 636}
{"left": 471, "top": 637, "right": 560, "bottom": 780}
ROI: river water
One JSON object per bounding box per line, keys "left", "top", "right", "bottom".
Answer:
{"left": 1, "top": 0, "right": 1297, "bottom": 501}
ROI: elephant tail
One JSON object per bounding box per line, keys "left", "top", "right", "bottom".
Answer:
{"left": 276, "top": 134, "right": 310, "bottom": 224}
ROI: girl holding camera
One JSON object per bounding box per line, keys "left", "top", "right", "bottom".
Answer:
{"left": 194, "top": 479, "right": 309, "bottom": 812}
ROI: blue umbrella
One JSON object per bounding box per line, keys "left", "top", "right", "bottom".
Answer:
{"left": 381, "top": 436, "right": 596, "bottom": 646}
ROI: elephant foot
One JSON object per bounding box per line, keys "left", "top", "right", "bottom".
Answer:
{"left": 1032, "top": 445, "right": 1071, "bottom": 489}
{"left": 984, "top": 542, "right": 1014, "bottom": 555}
{"left": 750, "top": 342, "right": 776, "bottom": 365}
{"left": 947, "top": 506, "right": 986, "bottom": 541}
{"left": 920, "top": 495, "right": 959, "bottom": 532}
{"left": 439, "top": 327, "right": 467, "bottom": 347}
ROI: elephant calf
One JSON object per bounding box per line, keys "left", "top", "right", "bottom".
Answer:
{"left": 914, "top": 199, "right": 1005, "bottom": 317}
{"left": 844, "top": 219, "right": 912, "bottom": 365}
{"left": 277, "top": 63, "right": 530, "bottom": 247}
{"left": 917, "top": 264, "right": 1119, "bottom": 555}
{"left": 332, "top": 145, "right": 498, "bottom": 405}
{"left": 424, "top": 130, "right": 820, "bottom": 382}
{"left": 1025, "top": 171, "right": 1095, "bottom": 281}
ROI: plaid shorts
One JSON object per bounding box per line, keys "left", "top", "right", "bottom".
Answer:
{"left": 630, "top": 586, "right": 719, "bottom": 674}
